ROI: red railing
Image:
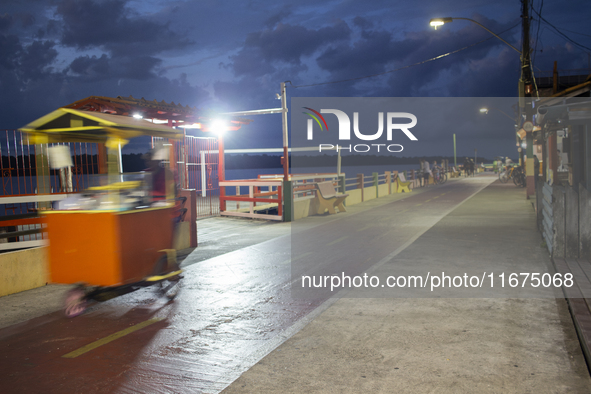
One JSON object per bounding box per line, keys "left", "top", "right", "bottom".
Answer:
{"left": 0, "top": 130, "right": 102, "bottom": 249}
{"left": 219, "top": 179, "right": 283, "bottom": 221}
{"left": 0, "top": 130, "right": 101, "bottom": 215}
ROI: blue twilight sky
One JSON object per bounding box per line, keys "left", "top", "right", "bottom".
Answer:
{"left": 1, "top": 0, "right": 590, "bottom": 159}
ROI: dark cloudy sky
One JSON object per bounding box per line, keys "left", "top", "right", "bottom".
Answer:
{"left": 1, "top": 0, "right": 590, "bottom": 159}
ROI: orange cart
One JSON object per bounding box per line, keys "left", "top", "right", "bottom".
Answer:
{"left": 20, "top": 108, "right": 185, "bottom": 317}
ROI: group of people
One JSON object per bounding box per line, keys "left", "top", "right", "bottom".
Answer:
{"left": 419, "top": 159, "right": 444, "bottom": 187}
{"left": 461, "top": 157, "right": 476, "bottom": 177}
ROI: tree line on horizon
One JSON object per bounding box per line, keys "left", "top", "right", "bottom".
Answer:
{"left": 0, "top": 153, "right": 495, "bottom": 176}
{"left": 224, "top": 154, "right": 492, "bottom": 169}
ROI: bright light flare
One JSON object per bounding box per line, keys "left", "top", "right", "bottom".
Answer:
{"left": 132, "top": 113, "right": 143, "bottom": 119}
{"left": 178, "top": 123, "right": 202, "bottom": 129}
{"left": 480, "top": 108, "right": 489, "bottom": 114}
{"left": 211, "top": 119, "right": 228, "bottom": 135}
{"left": 429, "top": 18, "right": 452, "bottom": 29}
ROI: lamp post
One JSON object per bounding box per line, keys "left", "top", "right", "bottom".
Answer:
{"left": 479, "top": 107, "right": 515, "bottom": 123}
{"left": 432, "top": 5, "right": 535, "bottom": 198}
{"left": 454, "top": 133, "right": 458, "bottom": 169}
{"left": 430, "top": 16, "right": 524, "bottom": 168}
{"left": 479, "top": 106, "right": 520, "bottom": 165}
{"left": 429, "top": 17, "right": 521, "bottom": 55}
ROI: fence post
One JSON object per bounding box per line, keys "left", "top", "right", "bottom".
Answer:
{"left": 410, "top": 170, "right": 415, "bottom": 188}
{"left": 339, "top": 175, "right": 346, "bottom": 194}
{"left": 283, "top": 180, "right": 293, "bottom": 222}
{"left": 357, "top": 173, "right": 364, "bottom": 202}
{"left": 180, "top": 189, "right": 197, "bottom": 247}
{"left": 34, "top": 144, "right": 51, "bottom": 209}
{"left": 386, "top": 171, "right": 391, "bottom": 194}
{"left": 373, "top": 172, "right": 378, "bottom": 198}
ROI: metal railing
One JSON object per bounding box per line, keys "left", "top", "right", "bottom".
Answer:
{"left": 219, "top": 179, "right": 283, "bottom": 221}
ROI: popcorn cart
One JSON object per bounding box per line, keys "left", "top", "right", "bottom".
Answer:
{"left": 20, "top": 108, "right": 185, "bottom": 317}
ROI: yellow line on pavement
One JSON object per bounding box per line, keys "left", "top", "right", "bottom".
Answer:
{"left": 62, "top": 318, "right": 165, "bottom": 359}
{"left": 415, "top": 203, "right": 422, "bottom": 206}
{"left": 278, "top": 251, "right": 312, "bottom": 265}
{"left": 328, "top": 236, "right": 348, "bottom": 246}
{"left": 291, "top": 251, "right": 311, "bottom": 262}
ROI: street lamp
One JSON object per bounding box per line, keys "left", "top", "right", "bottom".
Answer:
{"left": 479, "top": 107, "right": 516, "bottom": 124}
{"left": 429, "top": 17, "right": 521, "bottom": 55}
{"left": 479, "top": 106, "right": 521, "bottom": 165}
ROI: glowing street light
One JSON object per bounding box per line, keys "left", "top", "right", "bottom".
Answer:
{"left": 211, "top": 119, "right": 228, "bottom": 136}
{"left": 429, "top": 17, "right": 521, "bottom": 55}
{"left": 479, "top": 106, "right": 516, "bottom": 124}
{"left": 429, "top": 17, "right": 452, "bottom": 29}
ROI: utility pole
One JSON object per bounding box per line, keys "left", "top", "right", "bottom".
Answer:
{"left": 453, "top": 134, "right": 457, "bottom": 168}
{"left": 280, "top": 81, "right": 289, "bottom": 181}
{"left": 521, "top": 0, "right": 535, "bottom": 198}
{"left": 280, "top": 81, "right": 293, "bottom": 221}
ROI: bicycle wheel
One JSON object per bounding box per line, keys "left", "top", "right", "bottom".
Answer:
{"left": 439, "top": 173, "right": 447, "bottom": 184}
{"left": 499, "top": 171, "right": 509, "bottom": 183}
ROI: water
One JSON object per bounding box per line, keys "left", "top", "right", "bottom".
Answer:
{"left": 225, "top": 164, "right": 421, "bottom": 181}
{"left": 1, "top": 164, "right": 422, "bottom": 213}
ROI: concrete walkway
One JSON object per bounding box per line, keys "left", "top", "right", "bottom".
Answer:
{"left": 222, "top": 178, "right": 591, "bottom": 393}
{"left": 0, "top": 175, "right": 589, "bottom": 393}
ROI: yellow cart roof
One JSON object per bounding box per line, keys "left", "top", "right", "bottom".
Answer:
{"left": 19, "top": 108, "right": 182, "bottom": 145}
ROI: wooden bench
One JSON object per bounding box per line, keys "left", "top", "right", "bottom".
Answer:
{"left": 396, "top": 172, "right": 412, "bottom": 193}
{"left": 315, "top": 181, "right": 349, "bottom": 214}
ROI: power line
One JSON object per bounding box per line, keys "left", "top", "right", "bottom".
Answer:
{"left": 553, "top": 26, "right": 591, "bottom": 39}
{"left": 291, "top": 22, "right": 521, "bottom": 89}
{"left": 531, "top": 8, "right": 591, "bottom": 52}
{"left": 532, "top": 0, "right": 543, "bottom": 66}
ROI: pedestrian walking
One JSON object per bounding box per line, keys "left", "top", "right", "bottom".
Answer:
{"left": 422, "top": 158, "right": 432, "bottom": 186}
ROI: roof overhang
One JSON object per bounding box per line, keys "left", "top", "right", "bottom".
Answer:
{"left": 63, "top": 95, "right": 253, "bottom": 131}
{"left": 19, "top": 108, "right": 183, "bottom": 146}
{"left": 536, "top": 100, "right": 591, "bottom": 126}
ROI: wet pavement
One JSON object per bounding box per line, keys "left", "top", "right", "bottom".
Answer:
{"left": 0, "top": 221, "right": 316, "bottom": 393}
{"left": 1, "top": 175, "right": 589, "bottom": 393}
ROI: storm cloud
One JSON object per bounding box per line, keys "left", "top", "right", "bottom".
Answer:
{"left": 0, "top": 0, "right": 589, "bottom": 158}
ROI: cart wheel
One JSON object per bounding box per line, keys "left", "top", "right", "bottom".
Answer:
{"left": 64, "top": 287, "right": 87, "bottom": 318}
{"left": 159, "top": 279, "right": 181, "bottom": 300}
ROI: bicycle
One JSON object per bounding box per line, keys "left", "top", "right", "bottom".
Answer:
{"left": 432, "top": 168, "right": 447, "bottom": 185}
{"left": 499, "top": 165, "right": 515, "bottom": 183}
{"left": 498, "top": 165, "right": 526, "bottom": 187}
{"left": 439, "top": 168, "right": 447, "bottom": 184}
{"left": 512, "top": 166, "right": 526, "bottom": 187}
